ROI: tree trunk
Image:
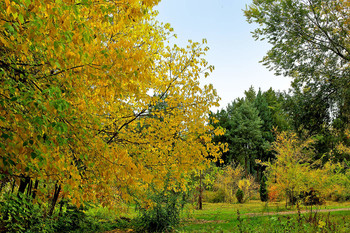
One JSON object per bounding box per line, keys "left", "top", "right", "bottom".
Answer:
{"left": 198, "top": 171, "right": 203, "bottom": 210}
{"left": 11, "top": 179, "right": 15, "bottom": 194}
{"left": 26, "top": 179, "right": 32, "bottom": 197}
{"left": 48, "top": 184, "right": 61, "bottom": 216}
{"left": 32, "top": 180, "right": 39, "bottom": 199}
{"left": 249, "top": 155, "right": 254, "bottom": 175}
{"left": 17, "top": 176, "right": 30, "bottom": 196}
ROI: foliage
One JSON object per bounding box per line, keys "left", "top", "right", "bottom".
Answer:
{"left": 259, "top": 175, "right": 268, "bottom": 202}
{"left": 134, "top": 189, "right": 183, "bottom": 232}
{"left": 55, "top": 205, "right": 99, "bottom": 233}
{"left": 264, "top": 131, "right": 316, "bottom": 205}
{"left": 211, "top": 87, "right": 289, "bottom": 182}
{"left": 0, "top": 0, "right": 225, "bottom": 221}
{"left": 263, "top": 131, "right": 350, "bottom": 206}
{"left": 211, "top": 89, "right": 263, "bottom": 166}
{"left": 204, "top": 189, "right": 227, "bottom": 203}
{"left": 229, "top": 100, "right": 263, "bottom": 174}
{"left": 212, "top": 164, "right": 243, "bottom": 203}
{"left": 0, "top": 193, "right": 54, "bottom": 233}
{"left": 239, "top": 177, "right": 258, "bottom": 203}
{"left": 0, "top": 192, "right": 119, "bottom": 233}
{"left": 207, "top": 164, "right": 258, "bottom": 203}
{"left": 245, "top": 0, "right": 350, "bottom": 160}
{"left": 235, "top": 189, "right": 244, "bottom": 204}
{"left": 244, "top": 0, "right": 350, "bottom": 87}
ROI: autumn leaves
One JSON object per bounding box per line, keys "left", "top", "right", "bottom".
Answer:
{"left": 0, "top": 0, "right": 224, "bottom": 209}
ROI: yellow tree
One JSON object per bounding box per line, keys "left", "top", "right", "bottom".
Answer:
{"left": 263, "top": 131, "right": 315, "bottom": 206}
{"left": 0, "top": 0, "right": 225, "bottom": 211}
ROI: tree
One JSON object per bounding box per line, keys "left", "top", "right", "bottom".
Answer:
{"left": 253, "top": 89, "right": 274, "bottom": 180}
{"left": 282, "top": 84, "right": 336, "bottom": 159}
{"left": 264, "top": 131, "right": 316, "bottom": 206}
{"left": 263, "top": 88, "right": 291, "bottom": 132}
{"left": 210, "top": 105, "right": 235, "bottom": 165}
{"left": 264, "top": 131, "right": 350, "bottom": 205}
{"left": 0, "top": 0, "right": 224, "bottom": 213}
{"left": 229, "top": 100, "right": 263, "bottom": 176}
{"left": 244, "top": 0, "right": 350, "bottom": 126}
{"left": 259, "top": 174, "right": 268, "bottom": 202}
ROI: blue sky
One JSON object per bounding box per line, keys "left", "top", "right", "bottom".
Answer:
{"left": 155, "top": 0, "right": 292, "bottom": 111}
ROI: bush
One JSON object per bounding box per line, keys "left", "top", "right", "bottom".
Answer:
{"left": 0, "top": 192, "right": 116, "bottom": 233}
{"left": 0, "top": 193, "right": 56, "bottom": 233}
{"left": 268, "top": 185, "right": 282, "bottom": 202}
{"left": 54, "top": 204, "right": 119, "bottom": 233}
{"left": 134, "top": 191, "right": 183, "bottom": 232}
{"left": 259, "top": 175, "right": 268, "bottom": 202}
{"left": 300, "top": 188, "right": 325, "bottom": 206}
{"left": 204, "top": 189, "right": 227, "bottom": 203}
{"left": 211, "top": 164, "right": 258, "bottom": 203}
{"left": 238, "top": 177, "right": 258, "bottom": 202}
{"left": 236, "top": 188, "right": 244, "bottom": 203}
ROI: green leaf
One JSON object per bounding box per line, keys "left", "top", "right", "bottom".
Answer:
{"left": 31, "top": 152, "right": 37, "bottom": 159}
{"left": 55, "top": 61, "right": 61, "bottom": 69}
{"left": 5, "top": 23, "right": 15, "bottom": 33}
{"left": 18, "top": 14, "right": 24, "bottom": 24}
{"left": 1, "top": 133, "right": 10, "bottom": 139}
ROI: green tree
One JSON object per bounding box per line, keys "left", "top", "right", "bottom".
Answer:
{"left": 254, "top": 89, "right": 274, "bottom": 180}
{"left": 245, "top": 0, "right": 350, "bottom": 128}
{"left": 211, "top": 87, "right": 290, "bottom": 176}
{"left": 282, "top": 85, "right": 335, "bottom": 160}
{"left": 245, "top": 0, "right": 350, "bottom": 82}
{"left": 262, "top": 88, "right": 290, "bottom": 132}
{"left": 229, "top": 100, "right": 263, "bottom": 176}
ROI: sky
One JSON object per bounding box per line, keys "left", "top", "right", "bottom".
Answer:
{"left": 154, "top": 0, "right": 292, "bottom": 111}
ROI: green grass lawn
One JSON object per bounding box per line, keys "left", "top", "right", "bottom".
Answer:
{"left": 85, "top": 200, "right": 350, "bottom": 232}
{"left": 177, "top": 201, "right": 350, "bottom": 232}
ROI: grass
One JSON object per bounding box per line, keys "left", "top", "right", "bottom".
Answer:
{"left": 177, "top": 212, "right": 350, "bottom": 232}
{"left": 83, "top": 200, "right": 350, "bottom": 232}
{"left": 176, "top": 201, "right": 350, "bottom": 232}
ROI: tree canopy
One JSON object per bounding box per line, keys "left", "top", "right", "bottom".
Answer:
{"left": 245, "top": 0, "right": 350, "bottom": 125}
{"left": 0, "top": 0, "right": 225, "bottom": 209}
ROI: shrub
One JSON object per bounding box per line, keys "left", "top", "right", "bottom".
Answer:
{"left": 300, "top": 188, "right": 325, "bottom": 206}
{"left": 236, "top": 188, "right": 244, "bottom": 203}
{"left": 238, "top": 176, "right": 258, "bottom": 202}
{"left": 0, "top": 192, "right": 117, "bottom": 233}
{"left": 0, "top": 193, "right": 56, "bottom": 233}
{"left": 268, "top": 185, "right": 281, "bottom": 202}
{"left": 259, "top": 175, "right": 268, "bottom": 202}
{"left": 210, "top": 163, "right": 258, "bottom": 203}
{"left": 134, "top": 190, "right": 183, "bottom": 232}
{"left": 204, "top": 189, "right": 227, "bottom": 203}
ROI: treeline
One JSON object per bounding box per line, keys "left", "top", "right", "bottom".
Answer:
{"left": 211, "top": 84, "right": 350, "bottom": 177}
{"left": 207, "top": 0, "right": 350, "bottom": 205}
{"left": 209, "top": 84, "right": 350, "bottom": 204}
